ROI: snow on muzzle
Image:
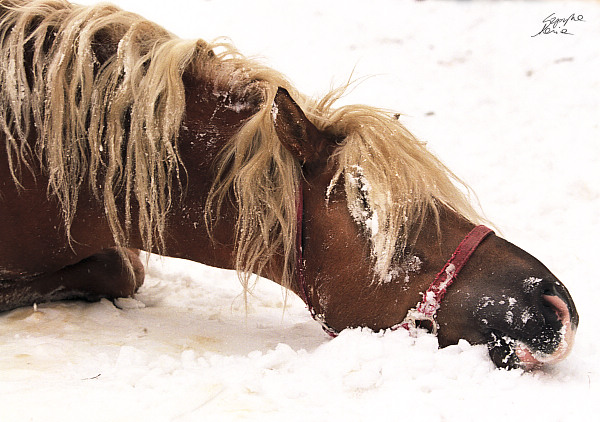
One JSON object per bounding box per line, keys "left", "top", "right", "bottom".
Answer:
{"left": 513, "top": 293, "right": 577, "bottom": 370}
{"left": 483, "top": 279, "right": 578, "bottom": 370}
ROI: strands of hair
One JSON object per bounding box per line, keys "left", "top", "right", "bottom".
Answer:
{"left": 0, "top": 0, "right": 479, "bottom": 292}
{"left": 0, "top": 0, "right": 199, "bottom": 252}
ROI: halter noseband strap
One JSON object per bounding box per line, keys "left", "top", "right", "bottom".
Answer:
{"left": 295, "top": 182, "right": 494, "bottom": 337}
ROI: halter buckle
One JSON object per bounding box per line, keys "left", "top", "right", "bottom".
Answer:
{"left": 399, "top": 307, "right": 439, "bottom": 336}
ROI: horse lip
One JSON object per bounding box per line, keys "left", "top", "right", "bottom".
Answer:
{"left": 487, "top": 319, "right": 577, "bottom": 370}
{"left": 486, "top": 332, "right": 545, "bottom": 370}
{"left": 514, "top": 323, "right": 576, "bottom": 370}
{"left": 514, "top": 341, "right": 545, "bottom": 370}
{"left": 514, "top": 340, "right": 560, "bottom": 370}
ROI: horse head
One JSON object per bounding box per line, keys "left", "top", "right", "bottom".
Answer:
{"left": 272, "top": 87, "right": 578, "bottom": 369}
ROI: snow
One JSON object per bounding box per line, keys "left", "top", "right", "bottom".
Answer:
{"left": 2, "top": 0, "right": 599, "bottom": 420}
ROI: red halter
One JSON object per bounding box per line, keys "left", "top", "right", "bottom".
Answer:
{"left": 394, "top": 224, "right": 494, "bottom": 335}
{"left": 295, "top": 182, "right": 494, "bottom": 337}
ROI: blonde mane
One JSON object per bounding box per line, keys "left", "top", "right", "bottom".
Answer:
{"left": 0, "top": 0, "right": 203, "bottom": 251}
{"left": 0, "top": 0, "right": 478, "bottom": 291}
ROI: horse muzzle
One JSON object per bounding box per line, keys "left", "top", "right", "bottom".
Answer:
{"left": 484, "top": 278, "right": 579, "bottom": 370}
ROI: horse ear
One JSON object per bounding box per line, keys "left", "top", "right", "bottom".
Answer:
{"left": 273, "top": 87, "right": 329, "bottom": 165}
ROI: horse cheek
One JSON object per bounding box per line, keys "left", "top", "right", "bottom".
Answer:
{"left": 435, "top": 286, "right": 489, "bottom": 348}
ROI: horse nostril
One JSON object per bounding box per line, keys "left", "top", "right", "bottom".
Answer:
{"left": 542, "top": 294, "right": 570, "bottom": 326}
{"left": 536, "top": 279, "right": 577, "bottom": 328}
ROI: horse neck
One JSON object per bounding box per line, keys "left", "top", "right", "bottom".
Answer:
{"left": 158, "top": 73, "right": 261, "bottom": 272}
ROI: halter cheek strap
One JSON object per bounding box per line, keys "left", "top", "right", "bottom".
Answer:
{"left": 295, "top": 182, "right": 338, "bottom": 336}
{"left": 296, "top": 181, "right": 493, "bottom": 337}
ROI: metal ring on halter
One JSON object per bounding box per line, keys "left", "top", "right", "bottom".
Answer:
{"left": 400, "top": 308, "right": 439, "bottom": 335}
{"left": 395, "top": 225, "right": 494, "bottom": 336}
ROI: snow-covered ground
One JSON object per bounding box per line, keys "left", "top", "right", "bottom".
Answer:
{"left": 1, "top": 0, "right": 599, "bottom": 420}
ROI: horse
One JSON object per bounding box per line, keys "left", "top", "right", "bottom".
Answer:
{"left": 0, "top": 0, "right": 578, "bottom": 370}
